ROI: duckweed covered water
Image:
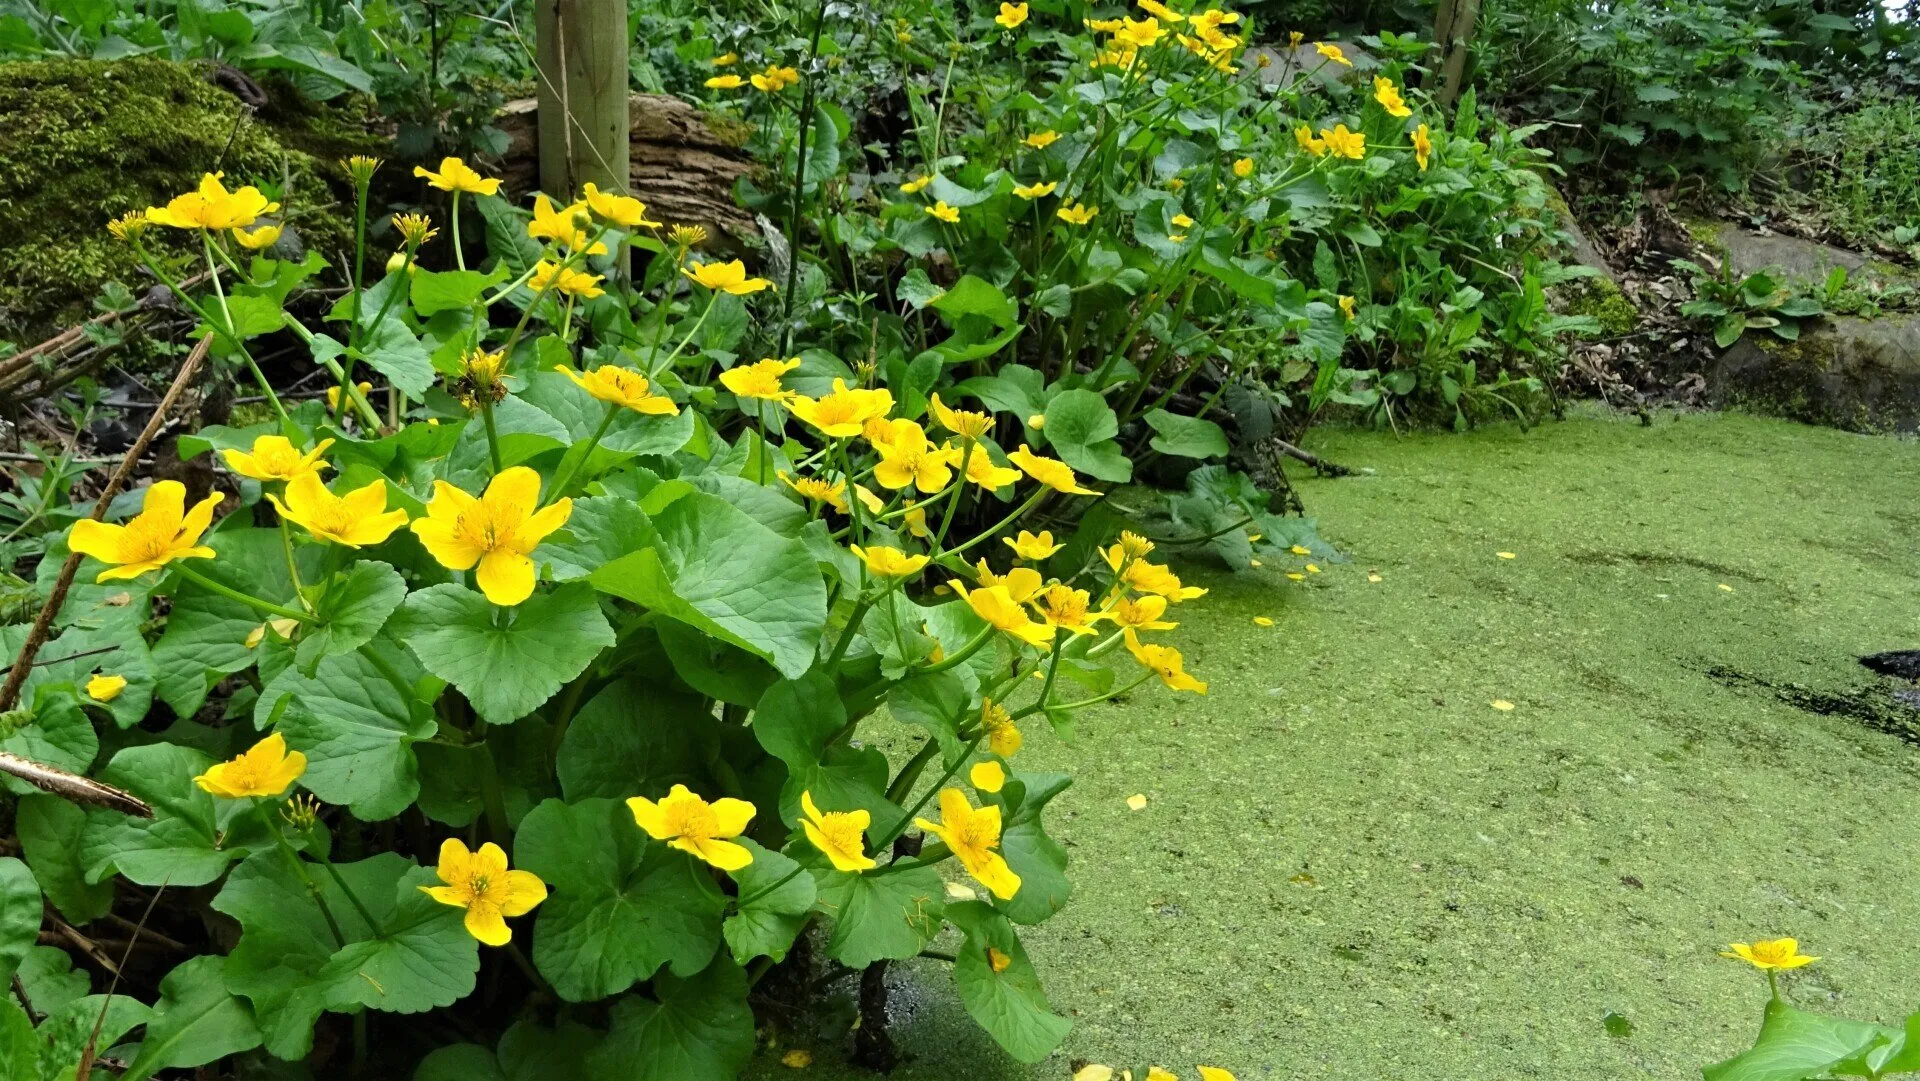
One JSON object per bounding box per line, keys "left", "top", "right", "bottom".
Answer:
{"left": 767, "top": 410, "right": 1920, "bottom": 1080}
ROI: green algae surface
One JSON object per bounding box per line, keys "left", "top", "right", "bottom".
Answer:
{"left": 764, "top": 409, "right": 1920, "bottom": 1080}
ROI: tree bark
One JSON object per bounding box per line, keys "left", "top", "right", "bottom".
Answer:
{"left": 1434, "top": 0, "right": 1480, "bottom": 108}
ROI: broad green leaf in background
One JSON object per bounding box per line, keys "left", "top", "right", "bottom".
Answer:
{"left": 16, "top": 795, "right": 113, "bottom": 924}
{"left": 515, "top": 798, "right": 727, "bottom": 1003}
{"left": 1043, "top": 389, "right": 1132, "bottom": 483}
{"left": 16, "top": 946, "right": 89, "bottom": 1018}
{"left": 120, "top": 955, "right": 263, "bottom": 1079}
{"left": 295, "top": 560, "right": 407, "bottom": 670}
{"left": 945, "top": 901, "right": 1072, "bottom": 1064}
{"left": 1704, "top": 998, "right": 1902, "bottom": 1081}
{"left": 0, "top": 997, "right": 35, "bottom": 1081}
{"left": 721, "top": 841, "right": 815, "bottom": 966}
{"left": 410, "top": 266, "right": 510, "bottom": 316}
{"left": 582, "top": 958, "right": 755, "bottom": 1081}
{"left": 753, "top": 673, "right": 898, "bottom": 826}
{"left": 392, "top": 583, "right": 614, "bottom": 724}
{"left": 815, "top": 860, "right": 944, "bottom": 969}
{"left": 258, "top": 646, "right": 436, "bottom": 820}
{"left": 931, "top": 275, "right": 1019, "bottom": 331}
{"left": 589, "top": 492, "right": 826, "bottom": 678}
{"left": 151, "top": 527, "right": 299, "bottom": 717}
{"left": 79, "top": 743, "right": 270, "bottom": 887}
{"left": 314, "top": 860, "right": 481, "bottom": 1017}
{"left": 37, "top": 992, "right": 152, "bottom": 1079}
{"left": 1143, "top": 408, "right": 1230, "bottom": 459}
{"left": 556, "top": 678, "right": 717, "bottom": 801}
{"left": 0, "top": 859, "right": 39, "bottom": 988}
{"left": 993, "top": 773, "right": 1073, "bottom": 926}
{"left": 0, "top": 691, "right": 96, "bottom": 797}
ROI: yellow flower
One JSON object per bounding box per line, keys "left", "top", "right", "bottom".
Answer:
{"left": 1288, "top": 30, "right": 1304, "bottom": 45}
{"left": 391, "top": 213, "right": 437, "bottom": 249}
{"left": 979, "top": 700, "right": 1022, "bottom": 757}
{"left": 926, "top": 200, "right": 962, "bottom": 223}
{"left": 929, "top": 393, "right": 993, "bottom": 439}
{"left": 712, "top": 51, "right": 739, "bottom": 66}
{"left": 1032, "top": 583, "right": 1098, "bottom": 635}
{"left": 1320, "top": 124, "right": 1366, "bottom": 160}
{"left": 410, "top": 467, "right": 572, "bottom": 607}
{"left": 1412, "top": 122, "right": 1433, "bottom": 171}
{"left": 232, "top": 224, "right": 282, "bottom": 251}
{"left": 68, "top": 480, "right": 221, "bottom": 582}
{"left": 751, "top": 64, "right": 801, "bottom": 92}
{"left": 721, "top": 357, "right": 802, "bottom": 402}
{"left": 1138, "top": 0, "right": 1183, "bottom": 21}
{"left": 900, "top": 174, "right": 933, "bottom": 194}
{"left": 267, "top": 474, "right": 409, "bottom": 548}
{"left": 669, "top": 223, "right": 708, "bottom": 249}
{"left": 1056, "top": 202, "right": 1099, "bottom": 226}
{"left": 1232, "top": 157, "right": 1254, "bottom": 178}
{"left": 975, "top": 560, "right": 1044, "bottom": 603}
{"left": 412, "top": 156, "right": 502, "bottom": 196}
{"left": 706, "top": 74, "right": 746, "bottom": 89}
{"left": 995, "top": 1, "right": 1028, "bottom": 28}
{"left": 326, "top": 380, "right": 373, "bottom": 412}
{"left": 950, "top": 582, "right": 1055, "bottom": 648}
{"left": 957, "top": 444, "right": 1022, "bottom": 489}
{"left": 421, "top": 838, "right": 547, "bottom": 946}
{"left": 1125, "top": 629, "right": 1207, "bottom": 693}
{"left": 193, "top": 732, "right": 307, "bottom": 799}
{"left": 801, "top": 791, "right": 875, "bottom": 873}
{"left": 530, "top": 259, "right": 606, "bottom": 300}
{"left": 1374, "top": 76, "right": 1412, "bottom": 118}
{"left": 1024, "top": 130, "right": 1061, "bottom": 149}
{"left": 627, "top": 784, "right": 757, "bottom": 871}
{"left": 1101, "top": 593, "right": 1177, "bottom": 630}
{"left": 527, "top": 195, "right": 606, "bottom": 255}
{"left": 106, "top": 212, "right": 148, "bottom": 243}
{"left": 1190, "top": 7, "right": 1239, "bottom": 32}
{"left": 1012, "top": 180, "right": 1058, "bottom": 200}
{"left": 1004, "top": 530, "right": 1062, "bottom": 560}
{"left": 903, "top": 505, "right": 932, "bottom": 538}
{"left": 788, "top": 379, "right": 894, "bottom": 439}
{"left": 557, "top": 364, "right": 679, "bottom": 415}
{"left": 144, "top": 172, "right": 280, "bottom": 231}
{"left": 1295, "top": 125, "right": 1328, "bottom": 157}
{"left": 1085, "top": 17, "right": 1124, "bottom": 31}
{"left": 1122, "top": 559, "right": 1208, "bottom": 602}
{"left": 1171, "top": 213, "right": 1195, "bottom": 229}
{"left": 1007, "top": 444, "right": 1101, "bottom": 495}
{"left": 874, "top": 422, "right": 958, "bottom": 493}
{"left": 781, "top": 472, "right": 849, "bottom": 512}
{"left": 1314, "top": 41, "right": 1352, "bottom": 66}
{"left": 1114, "top": 16, "right": 1168, "bottom": 48}
{"left": 1339, "top": 294, "right": 1357, "bottom": 320}
{"left": 222, "top": 435, "right": 333, "bottom": 483}
{"left": 343, "top": 155, "right": 382, "bottom": 184}
{"left": 970, "top": 761, "right": 1005, "bottom": 793}
{"left": 86, "top": 673, "right": 128, "bottom": 702}
{"left": 582, "top": 182, "right": 661, "bottom": 229}
{"left": 915, "top": 788, "right": 1021, "bottom": 900}
{"left": 683, "top": 259, "right": 773, "bottom": 295}
{"left": 851, "top": 545, "right": 930, "bottom": 578}
{"left": 1722, "top": 938, "right": 1818, "bottom": 971}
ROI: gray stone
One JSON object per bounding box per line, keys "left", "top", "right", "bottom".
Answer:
{"left": 1245, "top": 42, "right": 1376, "bottom": 88}
{"left": 1712, "top": 314, "right": 1920, "bottom": 432}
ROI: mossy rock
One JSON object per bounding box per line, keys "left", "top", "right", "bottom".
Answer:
{"left": 0, "top": 57, "right": 381, "bottom": 344}
{"left": 1558, "top": 274, "right": 1638, "bottom": 337}
{"left": 1712, "top": 314, "right": 1920, "bottom": 433}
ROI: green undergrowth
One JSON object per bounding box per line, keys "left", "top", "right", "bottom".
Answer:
{"left": 763, "top": 407, "right": 1920, "bottom": 1079}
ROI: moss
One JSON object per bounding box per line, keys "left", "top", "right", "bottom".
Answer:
{"left": 758, "top": 411, "right": 1920, "bottom": 1081}
{"left": 0, "top": 58, "right": 379, "bottom": 344}
{"left": 1720, "top": 332, "right": 1887, "bottom": 432}
{"left": 1560, "top": 274, "right": 1639, "bottom": 337}
{"left": 1681, "top": 215, "right": 1726, "bottom": 254}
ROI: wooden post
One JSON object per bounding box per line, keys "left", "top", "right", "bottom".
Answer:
{"left": 534, "top": 0, "right": 629, "bottom": 200}
{"left": 1432, "top": 0, "right": 1479, "bottom": 108}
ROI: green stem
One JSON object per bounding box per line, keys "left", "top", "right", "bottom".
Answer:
{"left": 657, "top": 291, "right": 719, "bottom": 375}
{"left": 476, "top": 736, "right": 512, "bottom": 844}
{"left": 825, "top": 593, "right": 878, "bottom": 670}
{"left": 544, "top": 401, "right": 618, "bottom": 499}
{"left": 198, "top": 233, "right": 289, "bottom": 422}
{"left": 478, "top": 396, "right": 504, "bottom": 475}
{"left": 733, "top": 864, "right": 806, "bottom": 911}
{"left": 875, "top": 734, "right": 982, "bottom": 848}
{"left": 1022, "top": 669, "right": 1153, "bottom": 716}
{"left": 171, "top": 564, "right": 315, "bottom": 624}
{"left": 256, "top": 804, "right": 346, "bottom": 946}
{"left": 929, "top": 438, "right": 975, "bottom": 552}
{"left": 936, "top": 488, "right": 1047, "bottom": 562}
{"left": 451, "top": 191, "right": 466, "bottom": 272}
{"left": 884, "top": 739, "right": 940, "bottom": 804}
{"left": 920, "top": 622, "right": 993, "bottom": 675}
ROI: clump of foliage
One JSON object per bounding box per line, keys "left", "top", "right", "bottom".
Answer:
{"left": 1802, "top": 91, "right": 1920, "bottom": 250}
{"left": 1707, "top": 937, "right": 1920, "bottom": 1081}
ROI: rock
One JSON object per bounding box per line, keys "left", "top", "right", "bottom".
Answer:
{"left": 1543, "top": 187, "right": 1637, "bottom": 335}
{"left": 494, "top": 94, "right": 758, "bottom": 248}
{"left": 1245, "top": 41, "right": 1377, "bottom": 88}
{"left": 1712, "top": 314, "right": 1920, "bottom": 432}
{"left": 1700, "top": 223, "right": 1914, "bottom": 292}
{"left": 0, "top": 57, "right": 376, "bottom": 343}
